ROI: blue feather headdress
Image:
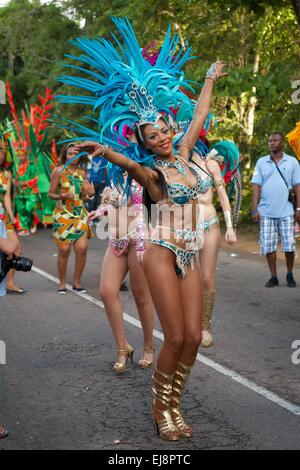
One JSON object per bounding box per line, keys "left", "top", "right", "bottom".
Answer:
{"left": 56, "top": 17, "right": 208, "bottom": 193}
{"left": 56, "top": 17, "right": 197, "bottom": 150}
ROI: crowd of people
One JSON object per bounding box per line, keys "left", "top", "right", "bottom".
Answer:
{"left": 1, "top": 18, "right": 300, "bottom": 442}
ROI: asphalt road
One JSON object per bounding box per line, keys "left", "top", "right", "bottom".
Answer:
{"left": 0, "top": 228, "right": 299, "bottom": 450}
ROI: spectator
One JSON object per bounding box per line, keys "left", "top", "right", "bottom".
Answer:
{"left": 0, "top": 219, "right": 20, "bottom": 297}
{"left": 252, "top": 133, "right": 300, "bottom": 287}
{"left": 0, "top": 218, "right": 20, "bottom": 440}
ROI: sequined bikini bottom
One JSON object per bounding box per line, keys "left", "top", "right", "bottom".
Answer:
{"left": 202, "top": 216, "right": 219, "bottom": 232}
{"left": 149, "top": 239, "right": 197, "bottom": 277}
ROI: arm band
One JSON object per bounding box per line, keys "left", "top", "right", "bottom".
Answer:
{"left": 224, "top": 210, "right": 233, "bottom": 229}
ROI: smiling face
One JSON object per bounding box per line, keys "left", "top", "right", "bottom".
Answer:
{"left": 142, "top": 119, "right": 173, "bottom": 158}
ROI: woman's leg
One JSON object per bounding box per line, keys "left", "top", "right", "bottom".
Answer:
{"left": 199, "top": 226, "right": 221, "bottom": 347}
{"left": 171, "top": 263, "right": 203, "bottom": 437}
{"left": 143, "top": 245, "right": 184, "bottom": 373}
{"left": 57, "top": 243, "right": 72, "bottom": 289}
{"left": 99, "top": 245, "right": 130, "bottom": 368}
{"left": 6, "top": 231, "right": 24, "bottom": 292}
{"left": 25, "top": 195, "right": 38, "bottom": 232}
{"left": 143, "top": 245, "right": 185, "bottom": 440}
{"left": 178, "top": 263, "right": 203, "bottom": 364}
{"left": 73, "top": 234, "right": 88, "bottom": 288}
{"left": 15, "top": 195, "right": 29, "bottom": 232}
{"left": 127, "top": 245, "right": 154, "bottom": 366}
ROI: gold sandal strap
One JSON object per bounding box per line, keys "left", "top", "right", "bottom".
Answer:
{"left": 177, "top": 362, "right": 192, "bottom": 373}
{"left": 152, "top": 383, "right": 172, "bottom": 407}
{"left": 154, "top": 368, "right": 174, "bottom": 381}
{"left": 202, "top": 292, "right": 215, "bottom": 330}
{"left": 152, "top": 369, "right": 174, "bottom": 408}
{"left": 156, "top": 409, "right": 178, "bottom": 432}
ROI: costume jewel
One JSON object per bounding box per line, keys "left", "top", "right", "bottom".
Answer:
{"left": 205, "top": 62, "right": 218, "bottom": 81}
{"left": 155, "top": 158, "right": 185, "bottom": 175}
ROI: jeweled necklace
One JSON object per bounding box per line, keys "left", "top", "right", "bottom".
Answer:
{"left": 155, "top": 157, "right": 185, "bottom": 175}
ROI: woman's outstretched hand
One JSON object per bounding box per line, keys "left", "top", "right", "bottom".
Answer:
{"left": 206, "top": 61, "right": 229, "bottom": 82}
{"left": 88, "top": 207, "right": 108, "bottom": 222}
{"left": 74, "top": 141, "right": 104, "bottom": 158}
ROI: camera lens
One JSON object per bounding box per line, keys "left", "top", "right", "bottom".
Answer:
{"left": 12, "top": 257, "right": 33, "bottom": 272}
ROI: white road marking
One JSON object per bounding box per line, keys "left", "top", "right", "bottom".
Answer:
{"left": 32, "top": 265, "right": 300, "bottom": 417}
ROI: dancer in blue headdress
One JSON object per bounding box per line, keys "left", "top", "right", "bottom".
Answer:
{"left": 141, "top": 45, "right": 241, "bottom": 348}
{"left": 189, "top": 140, "right": 240, "bottom": 348}
{"left": 57, "top": 17, "right": 228, "bottom": 441}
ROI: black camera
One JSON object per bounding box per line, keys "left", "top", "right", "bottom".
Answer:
{"left": 0, "top": 256, "right": 33, "bottom": 283}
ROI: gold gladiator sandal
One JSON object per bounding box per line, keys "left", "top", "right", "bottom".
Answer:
{"left": 152, "top": 369, "right": 181, "bottom": 441}
{"left": 138, "top": 347, "right": 155, "bottom": 369}
{"left": 113, "top": 345, "right": 134, "bottom": 373}
{"left": 201, "top": 292, "right": 215, "bottom": 348}
{"left": 171, "top": 362, "right": 193, "bottom": 438}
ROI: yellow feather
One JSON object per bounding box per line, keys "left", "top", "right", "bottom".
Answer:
{"left": 287, "top": 122, "right": 300, "bottom": 160}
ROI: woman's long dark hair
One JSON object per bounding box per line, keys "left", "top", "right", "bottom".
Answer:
{"left": 143, "top": 169, "right": 167, "bottom": 227}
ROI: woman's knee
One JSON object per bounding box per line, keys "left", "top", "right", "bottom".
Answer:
{"left": 183, "top": 333, "right": 203, "bottom": 350}
{"left": 165, "top": 334, "right": 185, "bottom": 355}
{"left": 202, "top": 276, "right": 215, "bottom": 293}
{"left": 74, "top": 245, "right": 87, "bottom": 257}
{"left": 99, "top": 284, "right": 119, "bottom": 304}
{"left": 131, "top": 288, "right": 151, "bottom": 309}
{"left": 58, "top": 245, "right": 71, "bottom": 257}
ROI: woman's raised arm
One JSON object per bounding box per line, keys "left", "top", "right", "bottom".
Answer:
{"left": 178, "top": 62, "right": 228, "bottom": 158}
{"left": 74, "top": 141, "right": 158, "bottom": 189}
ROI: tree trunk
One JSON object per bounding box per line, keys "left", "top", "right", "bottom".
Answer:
{"left": 292, "top": 0, "right": 300, "bottom": 30}
{"left": 246, "top": 52, "right": 260, "bottom": 141}
{"left": 8, "top": 51, "right": 15, "bottom": 75}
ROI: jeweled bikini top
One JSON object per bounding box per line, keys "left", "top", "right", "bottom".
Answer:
{"left": 155, "top": 156, "right": 213, "bottom": 205}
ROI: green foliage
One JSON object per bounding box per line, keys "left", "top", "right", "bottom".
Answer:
{"left": 0, "top": 0, "right": 79, "bottom": 121}
{"left": 1, "top": 0, "right": 300, "bottom": 222}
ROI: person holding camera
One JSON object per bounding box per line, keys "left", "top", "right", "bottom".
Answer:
{"left": 0, "top": 139, "right": 28, "bottom": 294}
{"left": 0, "top": 220, "right": 15, "bottom": 439}
{"left": 0, "top": 219, "right": 20, "bottom": 439}
{"left": 0, "top": 219, "right": 20, "bottom": 296}
{"left": 252, "top": 132, "right": 300, "bottom": 287}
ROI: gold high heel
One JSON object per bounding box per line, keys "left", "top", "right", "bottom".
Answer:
{"left": 201, "top": 292, "right": 215, "bottom": 348}
{"left": 138, "top": 347, "right": 155, "bottom": 369}
{"left": 113, "top": 345, "right": 134, "bottom": 373}
{"left": 171, "top": 362, "right": 193, "bottom": 438}
{"left": 152, "top": 369, "right": 181, "bottom": 441}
